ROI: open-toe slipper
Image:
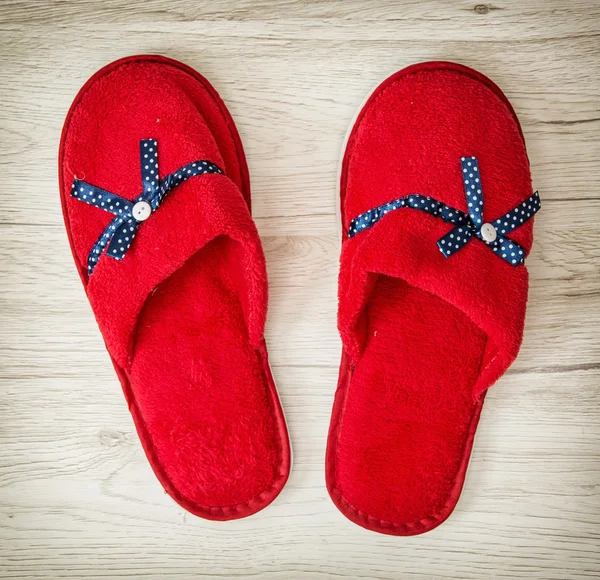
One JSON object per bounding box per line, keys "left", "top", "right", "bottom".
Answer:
{"left": 59, "top": 55, "right": 290, "bottom": 520}
{"left": 326, "top": 61, "right": 540, "bottom": 535}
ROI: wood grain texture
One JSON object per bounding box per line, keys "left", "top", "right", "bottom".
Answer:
{"left": 1, "top": 1, "right": 599, "bottom": 578}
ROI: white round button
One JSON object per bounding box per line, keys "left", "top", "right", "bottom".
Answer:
{"left": 132, "top": 201, "right": 152, "bottom": 222}
{"left": 480, "top": 223, "right": 497, "bottom": 243}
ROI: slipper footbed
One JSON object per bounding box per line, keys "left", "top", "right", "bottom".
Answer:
{"left": 334, "top": 278, "right": 484, "bottom": 527}
{"left": 129, "top": 237, "right": 283, "bottom": 509}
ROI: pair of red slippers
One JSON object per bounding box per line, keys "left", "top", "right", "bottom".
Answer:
{"left": 59, "top": 56, "right": 539, "bottom": 535}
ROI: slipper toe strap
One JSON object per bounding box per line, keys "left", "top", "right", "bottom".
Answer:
{"left": 86, "top": 174, "right": 267, "bottom": 370}
{"left": 339, "top": 192, "right": 536, "bottom": 400}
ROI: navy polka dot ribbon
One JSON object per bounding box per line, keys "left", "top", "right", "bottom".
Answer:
{"left": 71, "top": 139, "right": 223, "bottom": 275}
{"left": 348, "top": 156, "right": 540, "bottom": 266}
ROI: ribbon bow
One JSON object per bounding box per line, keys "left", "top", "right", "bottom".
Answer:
{"left": 71, "top": 139, "right": 223, "bottom": 275}
{"left": 348, "top": 156, "right": 540, "bottom": 266}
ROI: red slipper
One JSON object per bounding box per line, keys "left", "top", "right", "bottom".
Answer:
{"left": 59, "top": 55, "right": 290, "bottom": 520}
{"left": 327, "top": 62, "right": 540, "bottom": 535}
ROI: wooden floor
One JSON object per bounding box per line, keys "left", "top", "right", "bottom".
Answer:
{"left": 1, "top": 1, "right": 599, "bottom": 578}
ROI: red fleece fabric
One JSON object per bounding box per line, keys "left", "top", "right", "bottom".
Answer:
{"left": 59, "top": 55, "right": 290, "bottom": 520}
{"left": 326, "top": 62, "right": 537, "bottom": 535}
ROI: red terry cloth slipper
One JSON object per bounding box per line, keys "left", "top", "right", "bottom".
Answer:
{"left": 59, "top": 55, "right": 290, "bottom": 520}
{"left": 326, "top": 62, "right": 540, "bottom": 535}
